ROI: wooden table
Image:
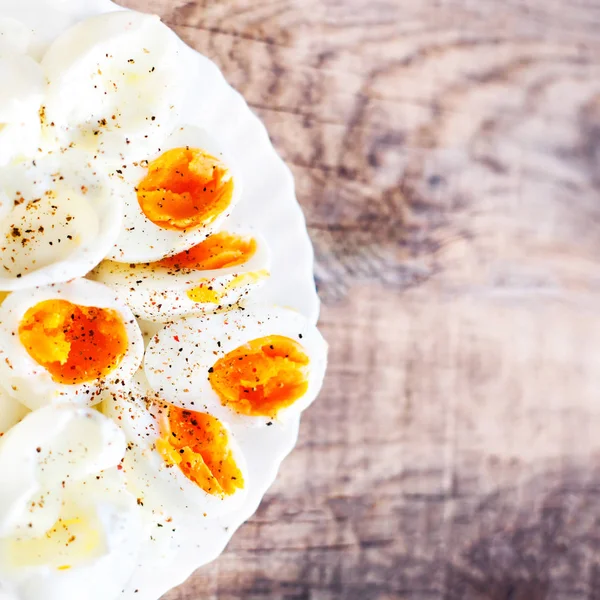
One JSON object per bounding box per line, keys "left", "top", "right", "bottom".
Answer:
{"left": 120, "top": 1, "right": 600, "bottom": 597}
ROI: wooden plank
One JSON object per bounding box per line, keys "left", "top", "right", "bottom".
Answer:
{"left": 118, "top": 0, "right": 600, "bottom": 597}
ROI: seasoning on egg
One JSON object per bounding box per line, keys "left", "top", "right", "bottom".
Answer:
{"left": 136, "top": 147, "right": 234, "bottom": 231}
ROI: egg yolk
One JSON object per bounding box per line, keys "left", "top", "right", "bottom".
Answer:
{"left": 157, "top": 405, "right": 243, "bottom": 497}
{"left": 156, "top": 232, "right": 257, "bottom": 271}
{"left": 18, "top": 299, "right": 128, "bottom": 385}
{"left": 186, "top": 270, "right": 269, "bottom": 305}
{"left": 209, "top": 335, "right": 310, "bottom": 417}
{"left": 137, "top": 147, "right": 234, "bottom": 231}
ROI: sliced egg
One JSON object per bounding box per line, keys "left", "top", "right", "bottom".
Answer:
{"left": 0, "top": 405, "right": 125, "bottom": 537}
{"left": 144, "top": 306, "right": 328, "bottom": 426}
{"left": 0, "top": 279, "right": 144, "bottom": 409}
{"left": 0, "top": 151, "right": 122, "bottom": 291}
{"left": 41, "top": 11, "right": 187, "bottom": 160}
{"left": 0, "top": 405, "right": 142, "bottom": 600}
{"left": 103, "top": 372, "right": 247, "bottom": 519}
{"left": 91, "top": 230, "right": 270, "bottom": 322}
{"left": 108, "top": 125, "right": 241, "bottom": 264}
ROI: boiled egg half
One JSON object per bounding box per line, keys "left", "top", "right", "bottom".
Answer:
{"left": 144, "top": 307, "right": 328, "bottom": 426}
{"left": 0, "top": 279, "right": 143, "bottom": 409}
{"left": 103, "top": 372, "right": 246, "bottom": 520}
{"left": 92, "top": 230, "right": 269, "bottom": 322}
{"left": 41, "top": 11, "right": 187, "bottom": 161}
{"left": 0, "top": 152, "right": 122, "bottom": 291}
{"left": 108, "top": 126, "right": 241, "bottom": 264}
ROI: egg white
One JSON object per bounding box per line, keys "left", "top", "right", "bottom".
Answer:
{"left": 41, "top": 10, "right": 188, "bottom": 161}
{"left": 102, "top": 371, "right": 248, "bottom": 520}
{"left": 144, "top": 306, "right": 328, "bottom": 427}
{"left": 0, "top": 279, "right": 144, "bottom": 409}
{"left": 107, "top": 125, "right": 242, "bottom": 264}
{"left": 0, "top": 384, "right": 29, "bottom": 437}
{"left": 0, "top": 151, "right": 122, "bottom": 291}
{"left": 0, "top": 471, "right": 142, "bottom": 600}
{"left": 0, "top": 56, "right": 42, "bottom": 124}
{"left": 0, "top": 55, "right": 43, "bottom": 167}
{"left": 0, "top": 405, "right": 142, "bottom": 600}
{"left": 92, "top": 229, "right": 270, "bottom": 322}
{"left": 0, "top": 17, "right": 34, "bottom": 56}
{"left": 0, "top": 405, "right": 126, "bottom": 537}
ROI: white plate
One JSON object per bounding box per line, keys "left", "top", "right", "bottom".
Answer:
{"left": 0, "top": 1, "right": 320, "bottom": 598}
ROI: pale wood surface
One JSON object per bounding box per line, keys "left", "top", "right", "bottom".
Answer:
{"left": 119, "top": 0, "right": 600, "bottom": 597}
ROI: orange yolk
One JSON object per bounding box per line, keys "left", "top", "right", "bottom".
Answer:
{"left": 156, "top": 232, "right": 257, "bottom": 272}
{"left": 137, "top": 147, "right": 234, "bottom": 231}
{"left": 157, "top": 405, "right": 243, "bottom": 497}
{"left": 18, "top": 299, "right": 128, "bottom": 385}
{"left": 209, "top": 335, "right": 310, "bottom": 417}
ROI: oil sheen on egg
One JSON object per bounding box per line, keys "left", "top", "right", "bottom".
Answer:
{"left": 0, "top": 151, "right": 122, "bottom": 291}
{"left": 41, "top": 11, "right": 187, "bottom": 161}
{"left": 91, "top": 230, "right": 270, "bottom": 322}
{"left": 0, "top": 279, "right": 144, "bottom": 409}
{"left": 108, "top": 125, "right": 241, "bottom": 264}
{"left": 144, "top": 306, "right": 328, "bottom": 426}
{"left": 0, "top": 405, "right": 142, "bottom": 600}
{"left": 103, "top": 372, "right": 247, "bottom": 519}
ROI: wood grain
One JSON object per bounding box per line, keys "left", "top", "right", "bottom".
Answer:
{"left": 118, "top": 0, "right": 600, "bottom": 597}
